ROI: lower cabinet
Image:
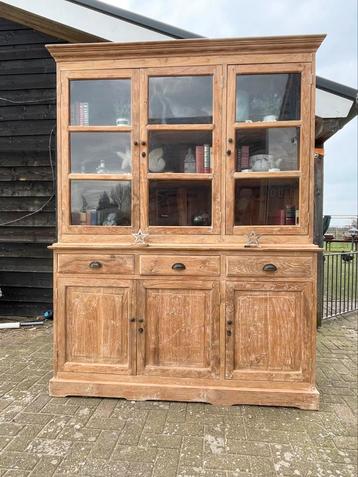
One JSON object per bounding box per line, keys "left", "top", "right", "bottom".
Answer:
{"left": 57, "top": 277, "right": 136, "bottom": 375}
{"left": 57, "top": 277, "right": 220, "bottom": 379}
{"left": 225, "top": 281, "right": 314, "bottom": 382}
{"left": 137, "top": 280, "right": 220, "bottom": 378}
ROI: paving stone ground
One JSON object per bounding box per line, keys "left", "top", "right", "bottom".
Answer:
{"left": 0, "top": 312, "right": 357, "bottom": 477}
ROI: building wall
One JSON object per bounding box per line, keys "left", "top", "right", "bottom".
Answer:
{"left": 0, "top": 17, "right": 63, "bottom": 316}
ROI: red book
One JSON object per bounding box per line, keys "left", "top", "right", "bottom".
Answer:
{"left": 195, "top": 145, "right": 204, "bottom": 173}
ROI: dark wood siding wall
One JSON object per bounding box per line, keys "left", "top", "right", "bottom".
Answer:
{"left": 0, "top": 17, "right": 64, "bottom": 317}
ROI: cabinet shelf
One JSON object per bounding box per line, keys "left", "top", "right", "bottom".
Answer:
{"left": 68, "top": 126, "right": 132, "bottom": 132}
{"left": 234, "top": 171, "right": 300, "bottom": 179}
{"left": 146, "top": 124, "right": 214, "bottom": 131}
{"left": 69, "top": 173, "right": 132, "bottom": 181}
{"left": 234, "top": 120, "right": 301, "bottom": 129}
{"left": 147, "top": 172, "right": 213, "bottom": 180}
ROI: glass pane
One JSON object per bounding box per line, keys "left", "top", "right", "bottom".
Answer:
{"left": 70, "top": 79, "right": 131, "bottom": 126}
{"left": 236, "top": 127, "right": 299, "bottom": 172}
{"left": 149, "top": 180, "right": 211, "bottom": 226}
{"left": 235, "top": 178, "right": 299, "bottom": 226}
{"left": 148, "top": 131, "right": 212, "bottom": 173}
{"left": 236, "top": 73, "right": 300, "bottom": 122}
{"left": 70, "top": 132, "right": 131, "bottom": 174}
{"left": 71, "top": 180, "right": 131, "bottom": 226}
{"left": 148, "top": 76, "right": 212, "bottom": 124}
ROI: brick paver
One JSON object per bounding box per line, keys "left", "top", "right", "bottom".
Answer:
{"left": 0, "top": 313, "right": 357, "bottom": 476}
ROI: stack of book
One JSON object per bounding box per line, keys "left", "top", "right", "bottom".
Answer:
{"left": 237, "top": 145, "right": 250, "bottom": 171}
{"left": 71, "top": 101, "right": 89, "bottom": 125}
{"left": 195, "top": 144, "right": 212, "bottom": 173}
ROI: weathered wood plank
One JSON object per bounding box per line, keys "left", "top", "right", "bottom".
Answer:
{"left": 0, "top": 152, "right": 54, "bottom": 167}
{"left": 0, "top": 271, "right": 52, "bottom": 288}
{"left": 0, "top": 211, "right": 56, "bottom": 226}
{"left": 0, "top": 73, "right": 56, "bottom": 90}
{"left": 0, "top": 242, "right": 52, "bottom": 258}
{"left": 0, "top": 257, "right": 53, "bottom": 272}
{"left": 0, "top": 286, "right": 52, "bottom": 302}
{"left": 0, "top": 29, "right": 60, "bottom": 46}
{"left": 0, "top": 135, "right": 54, "bottom": 152}
{"left": 0, "top": 88, "right": 56, "bottom": 104}
{"left": 0, "top": 181, "right": 54, "bottom": 197}
{"left": 0, "top": 44, "right": 55, "bottom": 60}
{"left": 0, "top": 226, "right": 55, "bottom": 243}
{"left": 0, "top": 18, "right": 27, "bottom": 31}
{"left": 0, "top": 57, "right": 55, "bottom": 75}
{"left": 0, "top": 196, "right": 55, "bottom": 212}
{"left": 0, "top": 166, "right": 54, "bottom": 180}
{"left": 0, "top": 103, "right": 56, "bottom": 121}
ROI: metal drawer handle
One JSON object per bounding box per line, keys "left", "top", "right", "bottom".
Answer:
{"left": 262, "top": 263, "right": 277, "bottom": 272}
{"left": 89, "top": 261, "right": 102, "bottom": 269}
{"left": 172, "top": 263, "right": 186, "bottom": 271}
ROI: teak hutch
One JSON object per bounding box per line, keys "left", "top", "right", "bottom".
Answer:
{"left": 47, "top": 34, "right": 325, "bottom": 409}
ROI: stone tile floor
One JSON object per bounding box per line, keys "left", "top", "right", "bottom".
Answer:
{"left": 0, "top": 312, "right": 356, "bottom": 477}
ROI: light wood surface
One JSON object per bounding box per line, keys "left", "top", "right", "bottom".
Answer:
{"left": 48, "top": 35, "right": 321, "bottom": 408}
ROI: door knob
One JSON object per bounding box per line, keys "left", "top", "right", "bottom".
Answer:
{"left": 226, "top": 150, "right": 231, "bottom": 156}
{"left": 133, "top": 141, "right": 139, "bottom": 146}
{"left": 138, "top": 327, "right": 144, "bottom": 333}
{"left": 226, "top": 330, "right": 232, "bottom": 336}
{"left": 141, "top": 141, "right": 146, "bottom": 146}
{"left": 141, "top": 151, "right": 146, "bottom": 158}
{"left": 227, "top": 320, "right": 233, "bottom": 325}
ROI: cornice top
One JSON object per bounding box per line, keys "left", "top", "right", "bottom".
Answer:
{"left": 47, "top": 34, "right": 326, "bottom": 62}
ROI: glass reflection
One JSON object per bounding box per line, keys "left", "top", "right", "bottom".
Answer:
{"left": 148, "top": 76, "right": 212, "bottom": 124}
{"left": 70, "top": 79, "right": 131, "bottom": 126}
{"left": 236, "top": 74, "right": 300, "bottom": 122}
{"left": 71, "top": 181, "right": 131, "bottom": 226}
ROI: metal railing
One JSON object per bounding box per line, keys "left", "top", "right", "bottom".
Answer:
{"left": 323, "top": 250, "right": 358, "bottom": 319}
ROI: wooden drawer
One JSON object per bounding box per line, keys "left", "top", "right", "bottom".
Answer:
{"left": 58, "top": 254, "right": 134, "bottom": 275}
{"left": 226, "top": 255, "right": 313, "bottom": 278}
{"left": 140, "top": 255, "right": 220, "bottom": 276}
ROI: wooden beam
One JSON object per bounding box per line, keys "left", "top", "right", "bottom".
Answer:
{"left": 0, "top": 2, "right": 106, "bottom": 43}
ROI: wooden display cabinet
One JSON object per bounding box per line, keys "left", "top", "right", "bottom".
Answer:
{"left": 47, "top": 34, "right": 325, "bottom": 409}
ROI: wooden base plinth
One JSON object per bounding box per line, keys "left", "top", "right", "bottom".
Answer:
{"left": 49, "top": 377, "right": 319, "bottom": 410}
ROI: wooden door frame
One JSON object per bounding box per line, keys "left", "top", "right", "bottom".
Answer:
{"left": 225, "top": 280, "right": 315, "bottom": 383}
{"left": 58, "top": 68, "right": 141, "bottom": 238}
{"left": 139, "top": 65, "right": 223, "bottom": 235}
{"left": 136, "top": 279, "right": 220, "bottom": 378}
{"left": 56, "top": 276, "right": 136, "bottom": 375}
{"left": 225, "top": 62, "right": 312, "bottom": 237}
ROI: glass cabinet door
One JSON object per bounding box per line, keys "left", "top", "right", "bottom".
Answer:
{"left": 62, "top": 71, "right": 139, "bottom": 233}
{"left": 226, "top": 64, "right": 311, "bottom": 233}
{"left": 140, "top": 66, "right": 222, "bottom": 233}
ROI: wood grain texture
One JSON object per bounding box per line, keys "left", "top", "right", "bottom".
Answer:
{"left": 226, "top": 255, "right": 313, "bottom": 278}
{"left": 57, "top": 277, "right": 135, "bottom": 375}
{"left": 49, "top": 36, "right": 321, "bottom": 408}
{"left": 139, "top": 255, "right": 220, "bottom": 276}
{"left": 46, "top": 35, "right": 326, "bottom": 62}
{"left": 137, "top": 280, "right": 219, "bottom": 378}
{"left": 58, "top": 253, "right": 134, "bottom": 274}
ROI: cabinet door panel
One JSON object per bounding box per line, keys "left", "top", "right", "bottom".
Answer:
{"left": 57, "top": 277, "right": 135, "bottom": 375}
{"left": 137, "top": 280, "right": 220, "bottom": 378}
{"left": 226, "top": 281, "right": 313, "bottom": 382}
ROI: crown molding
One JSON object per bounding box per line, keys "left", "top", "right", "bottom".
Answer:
{"left": 46, "top": 34, "right": 326, "bottom": 62}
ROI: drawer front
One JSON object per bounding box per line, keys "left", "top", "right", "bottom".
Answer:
{"left": 140, "top": 255, "right": 220, "bottom": 276}
{"left": 58, "top": 254, "right": 135, "bottom": 275}
{"left": 226, "top": 255, "right": 313, "bottom": 278}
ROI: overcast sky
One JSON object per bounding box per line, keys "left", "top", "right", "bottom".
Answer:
{"left": 105, "top": 0, "right": 357, "bottom": 221}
